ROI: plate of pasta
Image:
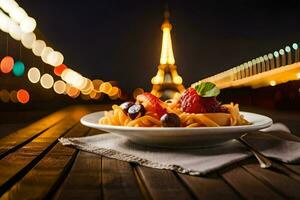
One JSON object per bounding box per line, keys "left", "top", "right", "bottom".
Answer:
{"left": 81, "top": 82, "right": 273, "bottom": 147}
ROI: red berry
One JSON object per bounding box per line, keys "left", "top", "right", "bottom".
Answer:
{"left": 180, "top": 88, "right": 205, "bottom": 113}
{"left": 200, "top": 97, "right": 222, "bottom": 113}
{"left": 136, "top": 93, "right": 167, "bottom": 118}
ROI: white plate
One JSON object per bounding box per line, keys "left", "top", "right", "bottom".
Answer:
{"left": 80, "top": 111, "right": 272, "bottom": 148}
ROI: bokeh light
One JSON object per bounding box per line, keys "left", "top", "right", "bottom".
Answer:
{"left": 47, "top": 51, "right": 64, "bottom": 66}
{"left": 100, "top": 82, "right": 112, "bottom": 94}
{"left": 0, "top": 56, "right": 14, "bottom": 73}
{"left": 21, "top": 32, "right": 36, "bottom": 49}
{"left": 0, "top": 0, "right": 18, "bottom": 14}
{"left": 27, "top": 67, "right": 40, "bottom": 83}
{"left": 9, "top": 21, "right": 21, "bottom": 40}
{"left": 20, "top": 17, "right": 36, "bottom": 33}
{"left": 53, "top": 80, "right": 66, "bottom": 94}
{"left": 17, "top": 89, "right": 30, "bottom": 104}
{"left": 108, "top": 86, "right": 119, "bottom": 96}
{"left": 81, "top": 85, "right": 93, "bottom": 95}
{"left": 10, "top": 7, "right": 27, "bottom": 23}
{"left": 40, "top": 73, "right": 54, "bottom": 89}
{"left": 67, "top": 86, "right": 80, "bottom": 98}
{"left": 41, "top": 47, "right": 53, "bottom": 63}
{"left": 89, "top": 90, "right": 97, "bottom": 99}
{"left": 9, "top": 90, "right": 18, "bottom": 103}
{"left": 32, "top": 40, "right": 46, "bottom": 56}
{"left": 92, "top": 79, "right": 103, "bottom": 91}
{"left": 0, "top": 89, "right": 10, "bottom": 103}
{"left": 12, "top": 61, "right": 25, "bottom": 76}
{"left": 54, "top": 64, "right": 67, "bottom": 76}
{"left": 109, "top": 89, "right": 121, "bottom": 100}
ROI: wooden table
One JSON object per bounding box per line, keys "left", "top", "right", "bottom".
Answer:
{"left": 1, "top": 105, "right": 300, "bottom": 200}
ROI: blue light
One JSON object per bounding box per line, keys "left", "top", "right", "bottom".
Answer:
{"left": 13, "top": 61, "right": 25, "bottom": 77}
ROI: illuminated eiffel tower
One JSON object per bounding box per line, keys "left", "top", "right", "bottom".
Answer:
{"left": 150, "top": 9, "right": 185, "bottom": 99}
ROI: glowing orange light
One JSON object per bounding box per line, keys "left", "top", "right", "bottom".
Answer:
{"left": 67, "top": 87, "right": 80, "bottom": 98}
{"left": 99, "top": 82, "right": 112, "bottom": 94}
{"left": 110, "top": 89, "right": 121, "bottom": 100}
{"left": 0, "top": 56, "right": 14, "bottom": 73}
{"left": 92, "top": 79, "right": 103, "bottom": 92}
{"left": 108, "top": 87, "right": 119, "bottom": 96}
{"left": 89, "top": 90, "right": 97, "bottom": 98}
{"left": 81, "top": 86, "right": 93, "bottom": 95}
{"left": 17, "top": 89, "right": 30, "bottom": 104}
{"left": 54, "top": 64, "right": 67, "bottom": 76}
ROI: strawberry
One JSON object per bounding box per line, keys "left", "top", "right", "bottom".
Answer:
{"left": 199, "top": 97, "right": 222, "bottom": 113}
{"left": 136, "top": 93, "right": 167, "bottom": 118}
{"left": 180, "top": 88, "right": 205, "bottom": 113}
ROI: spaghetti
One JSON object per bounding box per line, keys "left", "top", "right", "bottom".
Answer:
{"left": 99, "top": 82, "right": 250, "bottom": 128}
{"left": 99, "top": 103, "right": 249, "bottom": 127}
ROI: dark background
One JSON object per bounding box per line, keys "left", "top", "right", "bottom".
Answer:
{"left": 19, "top": 0, "right": 300, "bottom": 92}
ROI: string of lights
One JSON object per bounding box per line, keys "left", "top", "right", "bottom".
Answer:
{"left": 0, "top": 88, "right": 29, "bottom": 104}
{"left": 193, "top": 43, "right": 300, "bottom": 89}
{"left": 0, "top": 0, "right": 122, "bottom": 100}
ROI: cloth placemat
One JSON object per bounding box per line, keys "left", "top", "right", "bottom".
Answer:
{"left": 59, "top": 123, "right": 300, "bottom": 176}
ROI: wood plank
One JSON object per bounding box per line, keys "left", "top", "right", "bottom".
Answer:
{"left": 220, "top": 165, "right": 285, "bottom": 200}
{"left": 272, "top": 163, "right": 300, "bottom": 182}
{"left": 178, "top": 173, "right": 241, "bottom": 200}
{"left": 102, "top": 158, "right": 144, "bottom": 200}
{"left": 0, "top": 107, "right": 71, "bottom": 158}
{"left": 284, "top": 164, "right": 300, "bottom": 176}
{"left": 0, "top": 123, "right": 90, "bottom": 200}
{"left": 53, "top": 151, "right": 102, "bottom": 200}
{"left": 242, "top": 161, "right": 300, "bottom": 199}
{"left": 55, "top": 127, "right": 144, "bottom": 200}
{"left": 53, "top": 129, "right": 107, "bottom": 200}
{"left": 0, "top": 107, "right": 89, "bottom": 195}
{"left": 136, "top": 166, "right": 193, "bottom": 200}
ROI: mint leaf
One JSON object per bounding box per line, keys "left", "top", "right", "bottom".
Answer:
{"left": 195, "top": 82, "right": 220, "bottom": 97}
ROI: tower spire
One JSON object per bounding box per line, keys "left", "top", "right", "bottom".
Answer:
{"left": 150, "top": 7, "right": 185, "bottom": 99}
{"left": 160, "top": 8, "right": 175, "bottom": 65}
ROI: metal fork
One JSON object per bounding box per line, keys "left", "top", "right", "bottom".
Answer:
{"left": 238, "top": 133, "right": 272, "bottom": 169}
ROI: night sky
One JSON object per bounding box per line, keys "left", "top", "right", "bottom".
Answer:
{"left": 20, "top": 0, "right": 300, "bottom": 92}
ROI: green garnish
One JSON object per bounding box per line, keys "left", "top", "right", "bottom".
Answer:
{"left": 195, "top": 82, "right": 220, "bottom": 97}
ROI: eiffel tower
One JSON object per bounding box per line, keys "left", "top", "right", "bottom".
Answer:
{"left": 150, "top": 9, "right": 185, "bottom": 99}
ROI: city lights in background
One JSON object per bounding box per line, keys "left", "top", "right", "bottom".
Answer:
{"left": 53, "top": 80, "right": 66, "bottom": 94}
{"left": 0, "top": 56, "right": 14, "bottom": 73}
{"left": 40, "top": 73, "right": 54, "bottom": 89}
{"left": 0, "top": 88, "right": 30, "bottom": 104}
{"left": 16, "top": 89, "right": 29, "bottom": 104}
{"left": 0, "top": 0, "right": 123, "bottom": 102}
{"left": 12, "top": 60, "right": 24, "bottom": 76}
{"left": 27, "top": 67, "right": 40, "bottom": 83}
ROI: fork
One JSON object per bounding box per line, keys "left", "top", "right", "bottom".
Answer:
{"left": 238, "top": 133, "right": 272, "bottom": 169}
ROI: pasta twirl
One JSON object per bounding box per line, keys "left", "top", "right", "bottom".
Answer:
{"left": 99, "top": 103, "right": 249, "bottom": 128}
{"left": 99, "top": 84, "right": 250, "bottom": 128}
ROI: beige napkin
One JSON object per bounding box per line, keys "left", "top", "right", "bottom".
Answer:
{"left": 59, "top": 123, "right": 300, "bottom": 176}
